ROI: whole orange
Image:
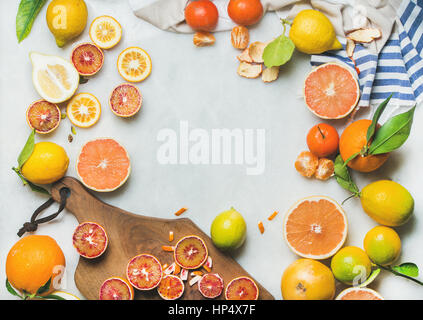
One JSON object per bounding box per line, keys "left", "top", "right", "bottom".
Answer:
{"left": 306, "top": 123, "right": 339, "bottom": 157}
{"left": 339, "top": 119, "right": 389, "bottom": 173}
{"left": 185, "top": 0, "right": 219, "bottom": 32}
{"left": 227, "top": 0, "right": 263, "bottom": 26}
{"left": 6, "top": 235, "right": 66, "bottom": 295}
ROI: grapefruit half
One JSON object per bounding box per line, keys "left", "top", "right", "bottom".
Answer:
{"left": 336, "top": 287, "right": 383, "bottom": 300}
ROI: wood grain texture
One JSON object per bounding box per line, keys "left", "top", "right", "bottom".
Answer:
{"left": 51, "top": 177, "right": 274, "bottom": 300}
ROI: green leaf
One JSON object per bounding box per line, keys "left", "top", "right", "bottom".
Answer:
{"left": 17, "top": 129, "right": 36, "bottom": 170}
{"left": 12, "top": 167, "right": 50, "bottom": 195}
{"left": 36, "top": 277, "right": 51, "bottom": 295}
{"left": 392, "top": 263, "right": 419, "bottom": 278}
{"left": 359, "top": 268, "right": 381, "bottom": 288}
{"left": 16, "top": 0, "right": 47, "bottom": 43}
{"left": 369, "top": 106, "right": 416, "bottom": 155}
{"left": 334, "top": 155, "right": 359, "bottom": 195}
{"left": 6, "top": 279, "right": 22, "bottom": 299}
{"left": 262, "top": 35, "right": 295, "bottom": 68}
{"left": 39, "top": 294, "right": 66, "bottom": 300}
{"left": 366, "top": 94, "right": 392, "bottom": 143}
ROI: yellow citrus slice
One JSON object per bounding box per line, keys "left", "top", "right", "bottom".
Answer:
{"left": 30, "top": 52, "right": 79, "bottom": 103}
{"left": 89, "top": 16, "right": 122, "bottom": 49}
{"left": 117, "top": 47, "right": 152, "bottom": 82}
{"left": 67, "top": 93, "right": 101, "bottom": 128}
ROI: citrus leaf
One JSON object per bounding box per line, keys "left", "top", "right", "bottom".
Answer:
{"left": 359, "top": 268, "right": 381, "bottom": 288}
{"left": 369, "top": 106, "right": 416, "bottom": 155}
{"left": 334, "top": 155, "right": 359, "bottom": 195}
{"left": 6, "top": 279, "right": 22, "bottom": 299}
{"left": 38, "top": 294, "right": 66, "bottom": 300}
{"left": 392, "top": 263, "right": 419, "bottom": 278}
{"left": 17, "top": 129, "right": 35, "bottom": 170}
{"left": 12, "top": 167, "right": 50, "bottom": 195}
{"left": 366, "top": 94, "right": 392, "bottom": 143}
{"left": 262, "top": 35, "right": 295, "bottom": 68}
{"left": 16, "top": 0, "right": 47, "bottom": 43}
{"left": 36, "top": 277, "right": 51, "bottom": 295}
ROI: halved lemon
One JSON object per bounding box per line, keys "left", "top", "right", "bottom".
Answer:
{"left": 89, "top": 16, "right": 122, "bottom": 49}
{"left": 67, "top": 93, "right": 101, "bottom": 128}
{"left": 30, "top": 52, "right": 79, "bottom": 104}
{"left": 117, "top": 47, "right": 152, "bottom": 82}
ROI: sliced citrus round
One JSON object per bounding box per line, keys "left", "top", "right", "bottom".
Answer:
{"left": 303, "top": 62, "right": 360, "bottom": 119}
{"left": 283, "top": 196, "right": 347, "bottom": 260}
{"left": 48, "top": 291, "right": 80, "bottom": 300}
{"left": 174, "top": 235, "right": 208, "bottom": 270}
{"left": 99, "top": 277, "right": 134, "bottom": 300}
{"left": 71, "top": 43, "right": 104, "bottom": 76}
{"left": 76, "top": 138, "right": 131, "bottom": 192}
{"left": 117, "top": 47, "right": 152, "bottom": 82}
{"left": 336, "top": 287, "right": 383, "bottom": 300}
{"left": 67, "top": 93, "right": 101, "bottom": 128}
{"left": 225, "top": 276, "right": 259, "bottom": 300}
{"left": 72, "top": 222, "right": 108, "bottom": 259}
{"left": 109, "top": 83, "right": 142, "bottom": 117}
{"left": 126, "top": 254, "right": 163, "bottom": 290}
{"left": 89, "top": 15, "right": 122, "bottom": 49}
{"left": 30, "top": 52, "right": 79, "bottom": 103}
{"left": 157, "top": 275, "right": 185, "bottom": 300}
{"left": 198, "top": 273, "right": 224, "bottom": 299}
{"left": 26, "top": 99, "right": 61, "bottom": 134}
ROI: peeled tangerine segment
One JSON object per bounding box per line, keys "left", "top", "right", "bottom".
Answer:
{"left": 67, "top": 93, "right": 101, "bottom": 128}
{"left": 99, "top": 277, "right": 134, "bottom": 300}
{"left": 109, "top": 84, "right": 142, "bottom": 117}
{"left": 77, "top": 138, "right": 131, "bottom": 192}
{"left": 237, "top": 62, "right": 263, "bottom": 78}
{"left": 72, "top": 222, "right": 108, "bottom": 258}
{"left": 71, "top": 43, "right": 104, "bottom": 76}
{"left": 126, "top": 254, "right": 163, "bottom": 290}
{"left": 193, "top": 32, "right": 215, "bottom": 47}
{"left": 89, "top": 15, "right": 122, "bottom": 49}
{"left": 262, "top": 66, "right": 279, "bottom": 83}
{"left": 198, "top": 273, "right": 224, "bottom": 299}
{"left": 295, "top": 151, "right": 318, "bottom": 178}
{"left": 225, "top": 277, "right": 259, "bottom": 300}
{"left": 157, "top": 275, "right": 185, "bottom": 300}
{"left": 117, "top": 47, "right": 152, "bottom": 82}
{"left": 283, "top": 196, "right": 348, "bottom": 259}
{"left": 174, "top": 235, "right": 208, "bottom": 269}
{"left": 26, "top": 99, "right": 61, "bottom": 134}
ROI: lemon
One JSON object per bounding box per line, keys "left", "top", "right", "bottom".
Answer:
{"left": 331, "top": 246, "right": 372, "bottom": 285}
{"left": 210, "top": 207, "right": 246, "bottom": 251}
{"left": 46, "top": 0, "right": 88, "bottom": 47}
{"left": 30, "top": 52, "right": 79, "bottom": 103}
{"left": 364, "top": 226, "right": 401, "bottom": 266}
{"left": 360, "top": 180, "right": 414, "bottom": 227}
{"left": 289, "top": 9, "right": 342, "bottom": 54}
{"left": 21, "top": 142, "right": 69, "bottom": 185}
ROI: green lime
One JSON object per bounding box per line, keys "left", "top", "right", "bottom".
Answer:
{"left": 210, "top": 207, "right": 246, "bottom": 251}
{"left": 364, "top": 226, "right": 401, "bottom": 266}
{"left": 331, "top": 246, "right": 372, "bottom": 285}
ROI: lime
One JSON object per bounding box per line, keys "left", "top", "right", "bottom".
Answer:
{"left": 331, "top": 246, "right": 372, "bottom": 285}
{"left": 210, "top": 207, "right": 246, "bottom": 251}
{"left": 364, "top": 226, "right": 401, "bottom": 266}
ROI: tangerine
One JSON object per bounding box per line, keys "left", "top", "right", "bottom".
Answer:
{"left": 306, "top": 123, "right": 339, "bottom": 157}
{"left": 227, "top": 0, "right": 263, "bottom": 26}
{"left": 185, "top": 0, "right": 218, "bottom": 32}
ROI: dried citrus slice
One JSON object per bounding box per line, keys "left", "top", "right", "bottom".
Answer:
{"left": 283, "top": 196, "right": 348, "bottom": 259}
{"left": 99, "top": 277, "right": 134, "bottom": 300}
{"left": 76, "top": 138, "right": 131, "bottom": 192}
{"left": 30, "top": 52, "right": 79, "bottom": 103}
{"left": 304, "top": 62, "right": 360, "bottom": 119}
{"left": 72, "top": 222, "right": 108, "bottom": 259}
{"left": 336, "top": 287, "right": 383, "bottom": 300}
{"left": 26, "top": 99, "right": 61, "bottom": 134}
{"left": 89, "top": 16, "right": 122, "bottom": 49}
{"left": 109, "top": 83, "right": 142, "bottom": 117}
{"left": 225, "top": 276, "right": 259, "bottom": 300}
{"left": 126, "top": 254, "right": 163, "bottom": 290}
{"left": 198, "top": 273, "right": 223, "bottom": 299}
{"left": 67, "top": 93, "right": 101, "bottom": 128}
{"left": 174, "top": 235, "right": 208, "bottom": 270}
{"left": 157, "top": 275, "right": 185, "bottom": 300}
{"left": 71, "top": 43, "right": 104, "bottom": 76}
{"left": 117, "top": 47, "right": 152, "bottom": 82}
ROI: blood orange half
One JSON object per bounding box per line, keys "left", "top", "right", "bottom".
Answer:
{"left": 26, "top": 99, "right": 61, "bottom": 134}
{"left": 76, "top": 138, "right": 131, "bottom": 192}
{"left": 99, "top": 277, "right": 134, "bottom": 300}
{"left": 72, "top": 222, "right": 108, "bottom": 258}
{"left": 304, "top": 62, "right": 360, "bottom": 119}
{"left": 174, "top": 235, "right": 208, "bottom": 270}
{"left": 225, "top": 276, "right": 259, "bottom": 300}
{"left": 157, "top": 275, "right": 185, "bottom": 300}
{"left": 109, "top": 83, "right": 142, "bottom": 117}
{"left": 198, "top": 273, "right": 224, "bottom": 299}
{"left": 71, "top": 43, "right": 104, "bottom": 76}
{"left": 283, "top": 196, "right": 347, "bottom": 260}
{"left": 126, "top": 254, "right": 163, "bottom": 290}
{"left": 336, "top": 287, "right": 383, "bottom": 300}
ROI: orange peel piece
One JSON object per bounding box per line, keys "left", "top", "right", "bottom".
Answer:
{"left": 237, "top": 48, "right": 253, "bottom": 63}
{"left": 262, "top": 66, "right": 279, "bottom": 82}
{"left": 248, "top": 41, "right": 266, "bottom": 63}
{"left": 346, "top": 38, "right": 356, "bottom": 58}
{"left": 174, "top": 207, "right": 187, "bottom": 216}
{"left": 258, "top": 221, "right": 264, "bottom": 234}
{"left": 347, "top": 28, "right": 381, "bottom": 43}
{"left": 237, "top": 62, "right": 263, "bottom": 78}
{"left": 267, "top": 211, "right": 279, "bottom": 221}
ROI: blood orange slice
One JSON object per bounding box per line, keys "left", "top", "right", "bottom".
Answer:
{"left": 174, "top": 235, "right": 208, "bottom": 270}
{"left": 126, "top": 254, "right": 163, "bottom": 290}
{"left": 72, "top": 222, "right": 108, "bottom": 259}
{"left": 26, "top": 99, "right": 61, "bottom": 134}
{"left": 99, "top": 277, "right": 134, "bottom": 300}
{"left": 157, "top": 275, "right": 185, "bottom": 300}
{"left": 109, "top": 83, "right": 142, "bottom": 117}
{"left": 283, "top": 196, "right": 347, "bottom": 260}
{"left": 336, "top": 287, "right": 383, "bottom": 300}
{"left": 198, "top": 273, "right": 223, "bottom": 299}
{"left": 76, "top": 138, "right": 131, "bottom": 192}
{"left": 225, "top": 276, "right": 259, "bottom": 300}
{"left": 71, "top": 43, "right": 104, "bottom": 76}
{"left": 304, "top": 62, "right": 360, "bottom": 119}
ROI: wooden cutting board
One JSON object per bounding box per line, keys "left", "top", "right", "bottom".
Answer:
{"left": 51, "top": 177, "right": 274, "bottom": 300}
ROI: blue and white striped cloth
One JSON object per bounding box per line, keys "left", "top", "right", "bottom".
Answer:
{"left": 311, "top": 0, "right": 423, "bottom": 108}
